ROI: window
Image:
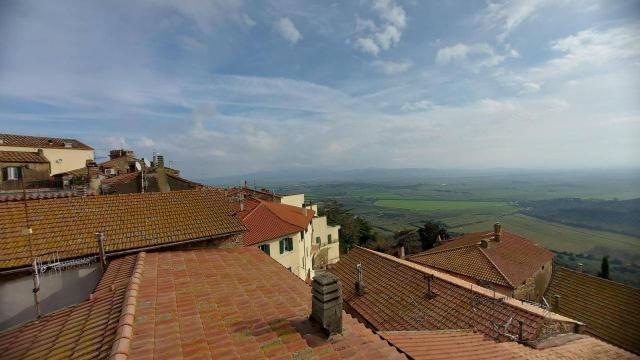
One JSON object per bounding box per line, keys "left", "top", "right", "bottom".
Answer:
{"left": 279, "top": 237, "right": 293, "bottom": 254}
{"left": 287, "top": 267, "right": 292, "bottom": 272}
{"left": 258, "top": 244, "right": 270, "bottom": 255}
{"left": 315, "top": 236, "right": 321, "bottom": 244}
{"left": 5, "top": 167, "right": 19, "bottom": 181}
{"left": 328, "top": 234, "right": 332, "bottom": 244}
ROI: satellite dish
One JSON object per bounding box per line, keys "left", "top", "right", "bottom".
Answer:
{"left": 135, "top": 162, "right": 142, "bottom": 171}
{"left": 143, "top": 159, "right": 151, "bottom": 168}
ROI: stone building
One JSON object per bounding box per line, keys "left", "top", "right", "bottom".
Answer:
{"left": 0, "top": 150, "right": 51, "bottom": 191}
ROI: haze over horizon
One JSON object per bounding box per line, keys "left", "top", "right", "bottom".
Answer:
{"left": 1, "top": 0, "right": 639, "bottom": 178}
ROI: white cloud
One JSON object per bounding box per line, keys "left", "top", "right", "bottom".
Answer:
{"left": 275, "top": 17, "right": 303, "bottom": 44}
{"left": 143, "top": 0, "right": 244, "bottom": 33}
{"left": 435, "top": 43, "right": 515, "bottom": 68}
{"left": 519, "top": 82, "right": 541, "bottom": 94}
{"left": 242, "top": 13, "right": 256, "bottom": 28}
{"left": 355, "top": 38, "right": 381, "bottom": 56}
{"left": 353, "top": 0, "right": 406, "bottom": 56}
{"left": 371, "top": 60, "right": 412, "bottom": 75}
{"left": 138, "top": 136, "right": 156, "bottom": 148}
{"left": 478, "top": 0, "right": 555, "bottom": 41}
{"left": 401, "top": 100, "right": 436, "bottom": 112}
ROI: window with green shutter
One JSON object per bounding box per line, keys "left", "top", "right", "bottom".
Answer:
{"left": 258, "top": 244, "right": 270, "bottom": 255}
{"left": 328, "top": 234, "right": 332, "bottom": 244}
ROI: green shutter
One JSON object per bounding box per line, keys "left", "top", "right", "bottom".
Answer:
{"left": 279, "top": 240, "right": 284, "bottom": 254}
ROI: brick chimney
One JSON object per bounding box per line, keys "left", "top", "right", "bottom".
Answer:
{"left": 493, "top": 222, "right": 502, "bottom": 242}
{"left": 310, "top": 272, "right": 343, "bottom": 337}
{"left": 355, "top": 263, "right": 366, "bottom": 295}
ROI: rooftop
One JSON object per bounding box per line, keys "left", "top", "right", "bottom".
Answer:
{"left": 408, "top": 230, "right": 554, "bottom": 289}
{"left": 0, "top": 150, "right": 49, "bottom": 163}
{"left": 329, "top": 247, "right": 578, "bottom": 341}
{"left": 0, "top": 133, "right": 93, "bottom": 150}
{"left": 1, "top": 248, "right": 408, "bottom": 359}
{"left": 235, "top": 197, "right": 315, "bottom": 246}
{"left": 0, "top": 189, "right": 245, "bottom": 271}
{"left": 379, "top": 329, "right": 637, "bottom": 359}
{"left": 545, "top": 267, "right": 640, "bottom": 354}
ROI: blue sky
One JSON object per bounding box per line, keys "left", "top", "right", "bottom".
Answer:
{"left": 1, "top": 0, "right": 639, "bottom": 178}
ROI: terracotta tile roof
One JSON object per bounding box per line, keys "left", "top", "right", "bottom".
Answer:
{"left": 127, "top": 248, "right": 406, "bottom": 359}
{"left": 0, "top": 133, "right": 93, "bottom": 150}
{"left": 101, "top": 171, "right": 141, "bottom": 186}
{"left": 329, "top": 247, "right": 579, "bottom": 342}
{"left": 98, "top": 156, "right": 136, "bottom": 169}
{"left": 166, "top": 172, "right": 203, "bottom": 188}
{"left": 236, "top": 198, "right": 315, "bottom": 246}
{"left": 0, "top": 191, "right": 79, "bottom": 202}
{"left": 408, "top": 230, "right": 554, "bottom": 288}
{"left": 378, "top": 330, "right": 638, "bottom": 359}
{"left": 0, "top": 253, "right": 143, "bottom": 360}
{"left": 545, "top": 267, "right": 640, "bottom": 354}
{"left": 0, "top": 189, "right": 245, "bottom": 270}
{"left": 0, "top": 150, "right": 49, "bottom": 163}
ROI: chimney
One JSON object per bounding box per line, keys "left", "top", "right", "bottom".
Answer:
{"left": 480, "top": 239, "right": 490, "bottom": 249}
{"left": 355, "top": 263, "right": 366, "bottom": 295}
{"left": 37, "top": 148, "right": 44, "bottom": 157}
{"left": 86, "top": 160, "right": 100, "bottom": 193}
{"left": 95, "top": 232, "right": 108, "bottom": 272}
{"left": 310, "top": 272, "right": 343, "bottom": 337}
{"left": 554, "top": 294, "right": 561, "bottom": 310}
{"left": 399, "top": 245, "right": 405, "bottom": 259}
{"left": 240, "top": 201, "right": 245, "bottom": 212}
{"left": 577, "top": 263, "right": 583, "bottom": 273}
{"left": 493, "top": 222, "right": 502, "bottom": 242}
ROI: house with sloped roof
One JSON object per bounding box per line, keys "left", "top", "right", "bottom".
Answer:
{"left": 0, "top": 189, "right": 245, "bottom": 330}
{"left": 0, "top": 133, "right": 94, "bottom": 175}
{"left": 408, "top": 223, "right": 554, "bottom": 302}
{"left": 232, "top": 193, "right": 340, "bottom": 281}
{"left": 545, "top": 267, "right": 640, "bottom": 354}
{"left": 328, "top": 246, "right": 637, "bottom": 359}
{"left": 0, "top": 149, "right": 52, "bottom": 191}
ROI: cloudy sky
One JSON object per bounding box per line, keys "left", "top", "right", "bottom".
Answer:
{"left": 1, "top": 0, "right": 639, "bottom": 178}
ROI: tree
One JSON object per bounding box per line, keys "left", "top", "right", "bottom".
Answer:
{"left": 598, "top": 255, "right": 610, "bottom": 279}
{"left": 322, "top": 200, "right": 376, "bottom": 253}
{"left": 393, "top": 229, "right": 421, "bottom": 255}
{"left": 417, "top": 220, "right": 451, "bottom": 250}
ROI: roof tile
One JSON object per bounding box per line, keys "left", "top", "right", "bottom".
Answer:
{"left": 0, "top": 133, "right": 93, "bottom": 150}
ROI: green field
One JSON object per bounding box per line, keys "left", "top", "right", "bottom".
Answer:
{"left": 374, "top": 199, "right": 511, "bottom": 211}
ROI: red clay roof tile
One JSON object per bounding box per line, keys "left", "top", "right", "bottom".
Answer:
{"left": 236, "top": 198, "right": 314, "bottom": 246}
{"left": 0, "top": 133, "right": 93, "bottom": 150}
{"left": 545, "top": 267, "right": 640, "bottom": 354}
{"left": 0, "top": 150, "right": 49, "bottom": 163}
{"left": 409, "top": 230, "right": 554, "bottom": 288}
{"left": 0, "top": 189, "right": 245, "bottom": 270}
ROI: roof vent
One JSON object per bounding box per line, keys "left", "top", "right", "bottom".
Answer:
{"left": 424, "top": 274, "right": 436, "bottom": 299}
{"left": 355, "top": 263, "right": 366, "bottom": 295}
{"left": 311, "top": 272, "right": 343, "bottom": 337}
{"left": 480, "top": 239, "right": 490, "bottom": 249}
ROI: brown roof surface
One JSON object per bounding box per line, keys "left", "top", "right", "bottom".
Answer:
{"left": 545, "top": 267, "right": 640, "bottom": 354}
{"left": 0, "top": 191, "right": 79, "bottom": 202}
{"left": 329, "top": 247, "right": 579, "bottom": 342}
{"left": 236, "top": 198, "right": 315, "bottom": 246}
{"left": 408, "top": 230, "right": 554, "bottom": 288}
{"left": 0, "top": 150, "right": 49, "bottom": 163}
{"left": 0, "top": 133, "right": 93, "bottom": 150}
{"left": 0, "top": 189, "right": 245, "bottom": 270}
{"left": 0, "top": 253, "right": 143, "bottom": 360}
{"left": 126, "top": 248, "right": 406, "bottom": 359}
{"left": 101, "top": 171, "right": 141, "bottom": 186}
{"left": 379, "top": 330, "right": 638, "bottom": 359}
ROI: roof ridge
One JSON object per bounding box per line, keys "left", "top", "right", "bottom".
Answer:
{"left": 407, "top": 243, "right": 477, "bottom": 258}
{"left": 259, "top": 199, "right": 310, "bottom": 230}
{"left": 109, "top": 251, "right": 146, "bottom": 359}
{"left": 355, "top": 246, "right": 582, "bottom": 324}
{"left": 477, "top": 246, "right": 515, "bottom": 288}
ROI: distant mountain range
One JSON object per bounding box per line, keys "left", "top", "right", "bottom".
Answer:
{"left": 198, "top": 167, "right": 640, "bottom": 186}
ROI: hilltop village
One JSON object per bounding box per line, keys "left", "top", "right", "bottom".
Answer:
{"left": 0, "top": 132, "right": 638, "bottom": 359}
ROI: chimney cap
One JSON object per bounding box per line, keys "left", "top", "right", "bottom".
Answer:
{"left": 313, "top": 272, "right": 339, "bottom": 286}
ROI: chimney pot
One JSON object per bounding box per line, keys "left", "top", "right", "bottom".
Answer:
{"left": 310, "top": 272, "right": 342, "bottom": 337}
{"left": 577, "top": 263, "right": 583, "bottom": 273}
{"left": 494, "top": 222, "right": 502, "bottom": 242}
{"left": 399, "top": 245, "right": 405, "bottom": 259}
{"left": 554, "top": 294, "right": 561, "bottom": 310}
